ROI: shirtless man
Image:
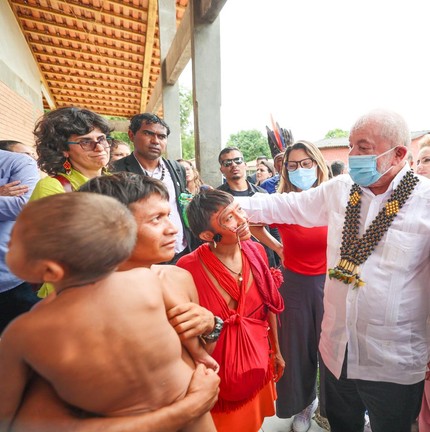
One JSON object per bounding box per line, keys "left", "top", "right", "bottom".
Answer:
{"left": 0, "top": 192, "right": 216, "bottom": 432}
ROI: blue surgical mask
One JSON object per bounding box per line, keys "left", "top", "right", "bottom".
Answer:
{"left": 288, "top": 167, "right": 317, "bottom": 191}
{"left": 348, "top": 147, "right": 395, "bottom": 187}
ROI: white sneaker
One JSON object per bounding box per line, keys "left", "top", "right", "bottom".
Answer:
{"left": 292, "top": 398, "right": 319, "bottom": 432}
{"left": 364, "top": 413, "right": 372, "bottom": 432}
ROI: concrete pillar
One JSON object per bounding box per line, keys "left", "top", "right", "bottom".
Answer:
{"left": 190, "top": 0, "right": 222, "bottom": 187}
{"left": 158, "top": 0, "right": 181, "bottom": 160}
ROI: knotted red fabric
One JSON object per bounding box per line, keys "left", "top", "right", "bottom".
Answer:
{"left": 178, "top": 240, "right": 284, "bottom": 413}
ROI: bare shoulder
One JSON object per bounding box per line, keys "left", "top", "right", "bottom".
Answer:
{"left": 151, "top": 265, "right": 194, "bottom": 285}
{"left": 114, "top": 267, "right": 159, "bottom": 283}
{"left": 151, "top": 265, "right": 197, "bottom": 304}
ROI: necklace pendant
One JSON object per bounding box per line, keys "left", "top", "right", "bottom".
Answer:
{"left": 238, "top": 274, "right": 243, "bottom": 282}
{"left": 328, "top": 260, "right": 365, "bottom": 289}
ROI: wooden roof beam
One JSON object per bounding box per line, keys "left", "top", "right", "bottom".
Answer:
{"left": 39, "top": 63, "right": 146, "bottom": 81}
{"left": 20, "top": 19, "right": 146, "bottom": 49}
{"left": 12, "top": 0, "right": 151, "bottom": 27}
{"left": 31, "top": 43, "right": 145, "bottom": 68}
{"left": 16, "top": 7, "right": 150, "bottom": 41}
{"left": 49, "top": 86, "right": 140, "bottom": 100}
{"left": 140, "top": 0, "right": 158, "bottom": 112}
{"left": 146, "top": 3, "right": 191, "bottom": 111}
{"left": 198, "top": 0, "right": 228, "bottom": 23}
{"left": 45, "top": 75, "right": 143, "bottom": 89}
{"left": 25, "top": 29, "right": 145, "bottom": 58}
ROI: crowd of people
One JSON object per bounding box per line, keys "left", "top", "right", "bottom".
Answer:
{"left": 0, "top": 106, "right": 429, "bottom": 432}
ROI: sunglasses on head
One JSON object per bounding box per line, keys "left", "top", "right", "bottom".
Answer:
{"left": 221, "top": 157, "right": 244, "bottom": 167}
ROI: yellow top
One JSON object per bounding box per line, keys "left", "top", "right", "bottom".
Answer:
{"left": 31, "top": 169, "right": 89, "bottom": 298}
{"left": 30, "top": 169, "right": 89, "bottom": 201}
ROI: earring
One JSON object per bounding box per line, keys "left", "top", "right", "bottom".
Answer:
{"left": 213, "top": 239, "right": 217, "bottom": 249}
{"left": 63, "top": 158, "right": 72, "bottom": 175}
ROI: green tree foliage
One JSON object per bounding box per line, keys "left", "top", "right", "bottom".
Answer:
{"left": 226, "top": 129, "right": 270, "bottom": 162}
{"left": 325, "top": 128, "right": 349, "bottom": 139}
{"left": 110, "top": 131, "right": 133, "bottom": 148}
{"left": 180, "top": 86, "right": 195, "bottom": 159}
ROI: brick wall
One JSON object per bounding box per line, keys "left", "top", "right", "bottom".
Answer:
{"left": 0, "top": 81, "right": 43, "bottom": 147}
{"left": 320, "top": 147, "right": 349, "bottom": 164}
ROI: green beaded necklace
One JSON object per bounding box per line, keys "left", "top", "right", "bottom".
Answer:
{"left": 328, "top": 170, "right": 419, "bottom": 288}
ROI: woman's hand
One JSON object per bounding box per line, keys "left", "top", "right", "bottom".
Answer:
{"left": 272, "top": 350, "right": 285, "bottom": 382}
{"left": 0, "top": 181, "right": 29, "bottom": 197}
{"left": 167, "top": 303, "right": 215, "bottom": 341}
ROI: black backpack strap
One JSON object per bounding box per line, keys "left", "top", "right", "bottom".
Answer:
{"left": 164, "top": 159, "right": 187, "bottom": 193}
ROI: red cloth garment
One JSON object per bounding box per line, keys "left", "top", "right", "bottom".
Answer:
{"left": 178, "top": 240, "right": 284, "bottom": 413}
{"left": 274, "top": 224, "right": 328, "bottom": 275}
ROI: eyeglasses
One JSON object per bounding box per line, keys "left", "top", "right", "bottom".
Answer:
{"left": 141, "top": 130, "right": 168, "bottom": 141}
{"left": 285, "top": 157, "right": 315, "bottom": 172}
{"left": 67, "top": 136, "right": 111, "bottom": 151}
{"left": 220, "top": 157, "right": 244, "bottom": 168}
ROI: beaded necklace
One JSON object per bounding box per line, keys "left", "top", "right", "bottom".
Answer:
{"left": 143, "top": 163, "right": 165, "bottom": 181}
{"left": 328, "top": 170, "right": 419, "bottom": 288}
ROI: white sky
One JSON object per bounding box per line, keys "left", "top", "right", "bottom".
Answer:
{"left": 181, "top": 0, "right": 430, "bottom": 145}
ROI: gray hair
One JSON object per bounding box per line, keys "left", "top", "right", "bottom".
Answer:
{"left": 350, "top": 109, "right": 410, "bottom": 148}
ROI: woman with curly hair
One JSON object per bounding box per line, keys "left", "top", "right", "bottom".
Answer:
{"left": 30, "top": 107, "right": 112, "bottom": 199}
{"left": 30, "top": 107, "right": 112, "bottom": 298}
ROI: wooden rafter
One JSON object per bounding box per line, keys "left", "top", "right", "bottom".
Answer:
{"left": 140, "top": 0, "right": 158, "bottom": 112}
{"left": 7, "top": 0, "right": 189, "bottom": 116}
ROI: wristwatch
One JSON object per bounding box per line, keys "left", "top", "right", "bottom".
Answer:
{"left": 201, "top": 316, "right": 224, "bottom": 342}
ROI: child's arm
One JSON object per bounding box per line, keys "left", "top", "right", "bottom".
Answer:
{"left": 0, "top": 323, "right": 32, "bottom": 432}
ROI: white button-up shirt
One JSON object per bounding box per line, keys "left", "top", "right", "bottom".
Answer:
{"left": 236, "top": 165, "right": 430, "bottom": 384}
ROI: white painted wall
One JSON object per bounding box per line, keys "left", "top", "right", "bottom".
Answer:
{"left": 0, "top": 1, "right": 42, "bottom": 106}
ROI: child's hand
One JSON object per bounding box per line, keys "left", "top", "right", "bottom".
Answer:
{"left": 196, "top": 357, "right": 220, "bottom": 374}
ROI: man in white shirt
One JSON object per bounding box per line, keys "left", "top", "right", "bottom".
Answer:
{"left": 236, "top": 109, "right": 430, "bottom": 432}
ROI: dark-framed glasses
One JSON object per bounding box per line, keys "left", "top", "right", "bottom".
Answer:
{"left": 285, "top": 157, "right": 315, "bottom": 172}
{"left": 221, "top": 157, "right": 244, "bottom": 168}
{"left": 67, "top": 136, "right": 111, "bottom": 151}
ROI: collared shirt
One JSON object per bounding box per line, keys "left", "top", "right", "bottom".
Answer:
{"left": 0, "top": 150, "right": 39, "bottom": 292}
{"left": 236, "top": 165, "right": 430, "bottom": 385}
{"left": 135, "top": 156, "right": 186, "bottom": 254}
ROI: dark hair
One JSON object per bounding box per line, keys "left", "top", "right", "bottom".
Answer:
{"left": 330, "top": 160, "right": 345, "bottom": 177}
{"left": 186, "top": 189, "right": 233, "bottom": 237}
{"left": 256, "top": 155, "right": 268, "bottom": 163}
{"left": 79, "top": 172, "right": 169, "bottom": 207}
{"left": 129, "top": 113, "right": 170, "bottom": 136}
{"left": 218, "top": 147, "right": 242, "bottom": 164}
{"left": 0, "top": 140, "right": 23, "bottom": 151}
{"left": 34, "top": 107, "right": 112, "bottom": 176}
{"left": 17, "top": 193, "right": 136, "bottom": 286}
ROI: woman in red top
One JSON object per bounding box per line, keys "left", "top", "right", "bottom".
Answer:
{"left": 177, "top": 190, "right": 285, "bottom": 432}
{"left": 262, "top": 141, "right": 329, "bottom": 432}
